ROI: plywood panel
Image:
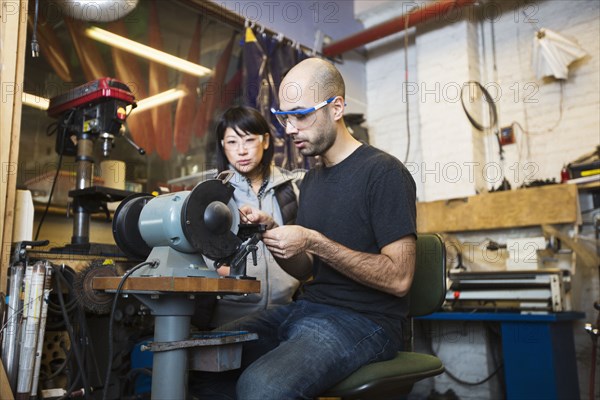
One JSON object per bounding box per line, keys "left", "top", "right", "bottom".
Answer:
{"left": 0, "top": 359, "right": 15, "bottom": 400}
{"left": 417, "top": 184, "right": 579, "bottom": 233}
{"left": 1, "top": 1, "right": 28, "bottom": 291}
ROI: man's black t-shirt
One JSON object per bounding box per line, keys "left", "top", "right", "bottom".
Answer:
{"left": 297, "top": 144, "right": 417, "bottom": 345}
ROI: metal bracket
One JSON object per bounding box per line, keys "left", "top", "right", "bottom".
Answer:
{"left": 141, "top": 331, "right": 258, "bottom": 353}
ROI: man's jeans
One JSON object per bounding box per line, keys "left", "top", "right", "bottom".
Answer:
{"left": 193, "top": 299, "right": 399, "bottom": 400}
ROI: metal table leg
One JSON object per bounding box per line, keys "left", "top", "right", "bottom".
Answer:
{"left": 134, "top": 294, "right": 194, "bottom": 400}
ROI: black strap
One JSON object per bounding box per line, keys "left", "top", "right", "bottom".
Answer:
{"left": 274, "top": 181, "right": 298, "bottom": 225}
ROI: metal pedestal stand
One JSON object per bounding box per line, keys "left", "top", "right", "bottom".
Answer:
{"left": 137, "top": 295, "right": 193, "bottom": 400}
{"left": 93, "top": 276, "right": 260, "bottom": 400}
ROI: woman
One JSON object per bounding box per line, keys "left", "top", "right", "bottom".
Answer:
{"left": 208, "top": 106, "right": 303, "bottom": 327}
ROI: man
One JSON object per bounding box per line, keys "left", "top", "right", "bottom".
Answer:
{"left": 221, "top": 57, "right": 416, "bottom": 399}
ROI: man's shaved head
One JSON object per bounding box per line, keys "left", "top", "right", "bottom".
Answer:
{"left": 280, "top": 58, "right": 345, "bottom": 105}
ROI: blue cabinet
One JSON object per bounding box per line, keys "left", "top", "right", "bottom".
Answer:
{"left": 418, "top": 312, "right": 584, "bottom": 399}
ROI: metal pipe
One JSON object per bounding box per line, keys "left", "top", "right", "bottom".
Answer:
{"left": 1, "top": 264, "right": 24, "bottom": 393}
{"left": 133, "top": 294, "right": 195, "bottom": 400}
{"left": 30, "top": 264, "right": 53, "bottom": 399}
{"left": 72, "top": 134, "right": 94, "bottom": 244}
{"left": 16, "top": 262, "right": 46, "bottom": 399}
{"left": 322, "top": 0, "right": 476, "bottom": 57}
{"left": 151, "top": 315, "right": 191, "bottom": 400}
{"left": 72, "top": 212, "right": 90, "bottom": 244}
{"left": 75, "top": 135, "right": 94, "bottom": 190}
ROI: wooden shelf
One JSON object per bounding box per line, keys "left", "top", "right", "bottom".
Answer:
{"left": 417, "top": 184, "right": 579, "bottom": 233}
{"left": 33, "top": 204, "right": 114, "bottom": 220}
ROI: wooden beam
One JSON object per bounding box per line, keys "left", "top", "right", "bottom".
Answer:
{"left": 417, "top": 184, "right": 579, "bottom": 233}
{"left": 1, "top": 0, "right": 28, "bottom": 292}
{"left": 0, "top": 359, "right": 15, "bottom": 400}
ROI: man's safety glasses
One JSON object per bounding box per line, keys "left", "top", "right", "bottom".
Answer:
{"left": 221, "top": 134, "right": 264, "bottom": 151}
{"left": 271, "top": 97, "right": 336, "bottom": 130}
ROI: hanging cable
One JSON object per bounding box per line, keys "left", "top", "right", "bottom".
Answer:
{"left": 511, "top": 80, "right": 565, "bottom": 135}
{"left": 402, "top": 9, "right": 412, "bottom": 164}
{"left": 31, "top": 0, "right": 40, "bottom": 57}
{"left": 460, "top": 81, "right": 504, "bottom": 162}
{"left": 426, "top": 320, "right": 505, "bottom": 387}
{"left": 35, "top": 111, "right": 74, "bottom": 241}
{"left": 460, "top": 81, "right": 498, "bottom": 131}
{"left": 511, "top": 7, "right": 565, "bottom": 138}
{"left": 34, "top": 152, "right": 63, "bottom": 241}
{"left": 53, "top": 264, "right": 92, "bottom": 398}
{"left": 102, "top": 260, "right": 157, "bottom": 400}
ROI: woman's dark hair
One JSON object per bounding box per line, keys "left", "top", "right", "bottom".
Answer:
{"left": 215, "top": 106, "right": 274, "bottom": 175}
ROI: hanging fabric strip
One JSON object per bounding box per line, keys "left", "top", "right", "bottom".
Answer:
{"left": 148, "top": 0, "right": 174, "bottom": 160}
{"left": 241, "top": 26, "right": 310, "bottom": 170}
{"left": 108, "top": 19, "right": 156, "bottom": 155}
{"left": 63, "top": 17, "right": 109, "bottom": 81}
{"left": 242, "top": 26, "right": 266, "bottom": 110}
{"left": 173, "top": 16, "right": 203, "bottom": 155}
{"left": 193, "top": 32, "right": 237, "bottom": 138}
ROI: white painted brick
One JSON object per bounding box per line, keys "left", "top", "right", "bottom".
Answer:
{"left": 364, "top": 0, "right": 598, "bottom": 203}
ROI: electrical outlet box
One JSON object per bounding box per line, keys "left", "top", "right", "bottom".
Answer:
{"left": 500, "top": 125, "right": 515, "bottom": 145}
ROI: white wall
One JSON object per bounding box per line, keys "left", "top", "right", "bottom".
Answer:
{"left": 484, "top": 0, "right": 600, "bottom": 187}
{"left": 361, "top": 0, "right": 599, "bottom": 202}
{"left": 360, "top": 1, "right": 599, "bottom": 399}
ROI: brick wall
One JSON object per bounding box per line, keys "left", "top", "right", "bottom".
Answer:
{"left": 359, "top": 1, "right": 599, "bottom": 399}
{"left": 361, "top": 0, "right": 599, "bottom": 202}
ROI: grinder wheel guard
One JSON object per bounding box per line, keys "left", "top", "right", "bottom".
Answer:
{"left": 112, "top": 179, "right": 241, "bottom": 261}
{"left": 182, "top": 179, "right": 241, "bottom": 260}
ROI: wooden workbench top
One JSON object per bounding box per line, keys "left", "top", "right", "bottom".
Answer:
{"left": 93, "top": 276, "right": 260, "bottom": 294}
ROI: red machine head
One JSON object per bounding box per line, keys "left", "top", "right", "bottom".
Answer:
{"left": 48, "top": 78, "right": 136, "bottom": 157}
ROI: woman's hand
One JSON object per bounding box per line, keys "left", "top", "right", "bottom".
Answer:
{"left": 238, "top": 205, "right": 278, "bottom": 229}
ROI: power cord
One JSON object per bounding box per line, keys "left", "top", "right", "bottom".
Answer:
{"left": 460, "top": 81, "right": 504, "bottom": 161}
{"left": 31, "top": 0, "right": 40, "bottom": 57}
{"left": 102, "top": 260, "right": 157, "bottom": 400}
{"left": 425, "top": 320, "right": 504, "bottom": 387}
{"left": 53, "top": 264, "right": 91, "bottom": 398}
{"left": 402, "top": 10, "right": 413, "bottom": 164}
{"left": 35, "top": 112, "right": 74, "bottom": 241}
{"left": 34, "top": 151, "right": 63, "bottom": 241}
{"left": 511, "top": 80, "right": 565, "bottom": 136}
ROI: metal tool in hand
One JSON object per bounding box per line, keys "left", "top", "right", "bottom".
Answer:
{"left": 215, "top": 223, "right": 267, "bottom": 278}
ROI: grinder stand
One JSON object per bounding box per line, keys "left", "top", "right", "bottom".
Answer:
{"left": 135, "top": 294, "right": 194, "bottom": 400}
{"left": 98, "top": 175, "right": 264, "bottom": 398}
{"left": 93, "top": 275, "right": 260, "bottom": 399}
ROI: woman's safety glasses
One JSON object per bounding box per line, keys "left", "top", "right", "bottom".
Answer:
{"left": 271, "top": 97, "right": 336, "bottom": 130}
{"left": 221, "top": 134, "right": 264, "bottom": 151}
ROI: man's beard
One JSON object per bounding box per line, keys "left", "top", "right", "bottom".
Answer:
{"left": 298, "top": 121, "right": 336, "bottom": 157}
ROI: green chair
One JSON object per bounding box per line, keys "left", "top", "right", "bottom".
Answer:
{"left": 322, "top": 233, "right": 446, "bottom": 399}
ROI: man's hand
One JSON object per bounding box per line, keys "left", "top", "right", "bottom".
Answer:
{"left": 217, "top": 266, "right": 230, "bottom": 276}
{"left": 261, "top": 226, "right": 315, "bottom": 259}
{"left": 239, "top": 205, "right": 278, "bottom": 229}
{"left": 238, "top": 206, "right": 313, "bottom": 281}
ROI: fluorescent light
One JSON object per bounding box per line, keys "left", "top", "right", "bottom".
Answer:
{"left": 22, "top": 93, "right": 50, "bottom": 110}
{"left": 85, "top": 26, "right": 212, "bottom": 77}
{"left": 132, "top": 89, "right": 186, "bottom": 113}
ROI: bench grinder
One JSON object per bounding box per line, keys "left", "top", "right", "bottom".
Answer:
{"left": 96, "top": 174, "right": 263, "bottom": 400}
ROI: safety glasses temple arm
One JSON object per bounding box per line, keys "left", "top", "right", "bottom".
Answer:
{"left": 270, "top": 97, "right": 335, "bottom": 115}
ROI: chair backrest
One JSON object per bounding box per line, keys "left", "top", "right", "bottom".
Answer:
{"left": 408, "top": 233, "right": 446, "bottom": 317}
